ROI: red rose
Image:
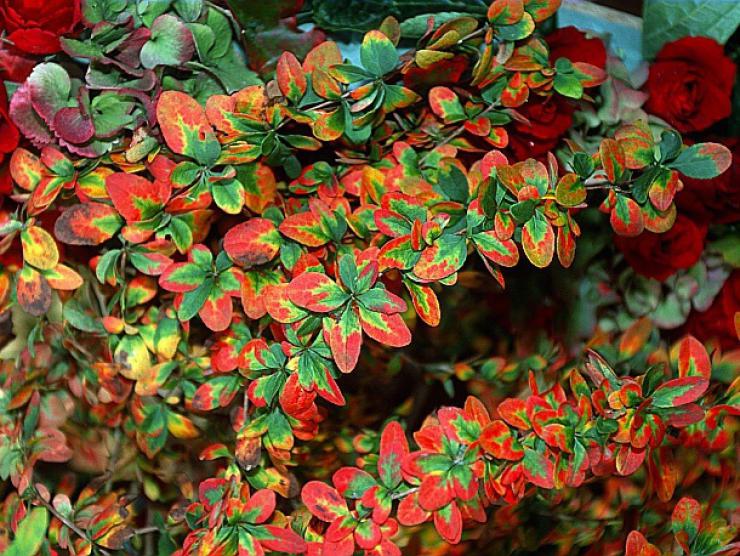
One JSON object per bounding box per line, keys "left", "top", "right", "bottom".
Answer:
{"left": 547, "top": 26, "right": 607, "bottom": 69}
{"left": 0, "top": 42, "right": 35, "bottom": 82}
{"left": 509, "top": 95, "right": 575, "bottom": 158}
{"left": 0, "top": 85, "right": 18, "bottom": 194}
{"left": 683, "top": 271, "right": 740, "bottom": 350}
{"left": 0, "top": 0, "right": 81, "bottom": 55}
{"left": 644, "top": 37, "right": 736, "bottom": 133}
{"left": 614, "top": 215, "right": 707, "bottom": 282}
{"left": 675, "top": 137, "right": 739, "bottom": 224}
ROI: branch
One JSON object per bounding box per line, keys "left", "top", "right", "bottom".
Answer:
{"left": 34, "top": 490, "right": 111, "bottom": 556}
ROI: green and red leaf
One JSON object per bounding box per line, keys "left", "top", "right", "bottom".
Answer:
{"left": 325, "top": 307, "right": 363, "bottom": 373}
{"left": 522, "top": 447, "right": 555, "bottom": 488}
{"left": 54, "top": 203, "right": 122, "bottom": 245}
{"left": 224, "top": 218, "right": 280, "bottom": 269}
{"left": 301, "top": 481, "right": 349, "bottom": 521}
{"left": 429, "top": 87, "right": 466, "bottom": 123}
{"left": 358, "top": 306, "right": 411, "bottom": 348}
{"left": 480, "top": 420, "right": 524, "bottom": 460}
{"left": 378, "top": 421, "right": 409, "bottom": 488}
{"left": 279, "top": 211, "right": 330, "bottom": 247}
{"left": 156, "top": 91, "right": 220, "bottom": 166}
{"left": 599, "top": 138, "right": 625, "bottom": 183}
{"left": 676, "top": 335, "right": 711, "bottom": 380}
{"left": 107, "top": 173, "right": 169, "bottom": 222}
{"left": 610, "top": 195, "right": 644, "bottom": 237}
{"left": 288, "top": 272, "right": 349, "bottom": 312}
{"left": 522, "top": 216, "right": 554, "bottom": 268}
{"left": 277, "top": 51, "right": 307, "bottom": 103}
{"left": 474, "top": 230, "right": 519, "bottom": 267}
{"left": 651, "top": 376, "right": 708, "bottom": 408}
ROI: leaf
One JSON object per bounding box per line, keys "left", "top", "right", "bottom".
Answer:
{"left": 106, "top": 173, "right": 169, "bottom": 222}
{"left": 276, "top": 51, "right": 307, "bottom": 103}
{"left": 524, "top": 0, "right": 561, "bottom": 22}
{"left": 676, "top": 335, "right": 711, "bottom": 380}
{"left": 404, "top": 280, "right": 441, "bottom": 327}
{"left": 610, "top": 195, "right": 644, "bottom": 237}
{"left": 44, "top": 265, "right": 83, "bottom": 291}
{"left": 642, "top": 0, "right": 740, "bottom": 59}
{"left": 17, "top": 265, "right": 52, "bottom": 316}
{"left": 522, "top": 447, "right": 555, "bottom": 488}
{"left": 480, "top": 420, "right": 524, "bottom": 460}
{"left": 651, "top": 376, "right": 708, "bottom": 408}
{"left": 600, "top": 138, "right": 625, "bottom": 182}
{"left": 333, "top": 467, "right": 377, "bottom": 498}
{"left": 668, "top": 143, "right": 732, "bottom": 179}
{"left": 554, "top": 173, "right": 585, "bottom": 207}
{"left": 289, "top": 272, "right": 349, "bottom": 313}
{"left": 54, "top": 203, "right": 122, "bottom": 245}
{"left": 358, "top": 306, "right": 411, "bottom": 347}
{"left": 156, "top": 91, "right": 220, "bottom": 166}
{"left": 192, "top": 375, "right": 240, "bottom": 411}
{"left": 625, "top": 531, "right": 661, "bottom": 556}
{"left": 10, "top": 148, "right": 45, "bottom": 191}
{"left": 474, "top": 230, "right": 519, "bottom": 267}
{"left": 413, "top": 235, "right": 467, "bottom": 280}
{"left": 199, "top": 285, "right": 233, "bottom": 331}
{"left": 429, "top": 86, "right": 466, "bottom": 122}
{"left": 378, "top": 421, "right": 408, "bottom": 488}
{"left": 159, "top": 263, "right": 207, "bottom": 293}
{"left": 325, "top": 306, "right": 363, "bottom": 373}
{"left": 223, "top": 218, "right": 280, "bottom": 269}
{"left": 434, "top": 502, "right": 462, "bottom": 544}
{"left": 356, "top": 288, "right": 406, "bottom": 314}
{"left": 6, "top": 507, "right": 48, "bottom": 556}
{"left": 497, "top": 12, "right": 535, "bottom": 40}
{"left": 648, "top": 168, "right": 680, "bottom": 212}
{"left": 618, "top": 317, "right": 652, "bottom": 359}
{"left": 301, "top": 481, "right": 349, "bottom": 521}
{"left": 522, "top": 216, "right": 554, "bottom": 268}
{"left": 141, "top": 14, "right": 195, "bottom": 68}
{"left": 488, "top": 0, "right": 524, "bottom": 24}
{"left": 279, "top": 211, "right": 330, "bottom": 247}
{"left": 212, "top": 179, "right": 244, "bottom": 214}
{"left": 360, "top": 30, "right": 399, "bottom": 77}
{"left": 21, "top": 226, "right": 59, "bottom": 270}
{"left": 671, "top": 497, "right": 702, "bottom": 546}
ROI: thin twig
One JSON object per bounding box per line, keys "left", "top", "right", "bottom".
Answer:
{"left": 34, "top": 490, "right": 112, "bottom": 556}
{"left": 419, "top": 102, "right": 498, "bottom": 165}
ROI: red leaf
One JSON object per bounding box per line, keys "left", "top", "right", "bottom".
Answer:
{"left": 223, "top": 218, "right": 280, "bottom": 268}
{"left": 301, "top": 481, "right": 348, "bottom": 522}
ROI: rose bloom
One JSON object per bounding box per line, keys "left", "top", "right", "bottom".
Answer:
{"left": 510, "top": 27, "right": 606, "bottom": 159}
{"left": 675, "top": 137, "right": 739, "bottom": 225}
{"left": 644, "top": 37, "right": 736, "bottom": 133}
{"left": 0, "top": 42, "right": 35, "bottom": 82}
{"left": 614, "top": 215, "right": 707, "bottom": 282}
{"left": 683, "top": 271, "right": 740, "bottom": 350}
{"left": 0, "top": 0, "right": 81, "bottom": 55}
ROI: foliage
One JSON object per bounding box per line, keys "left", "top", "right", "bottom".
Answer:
{"left": 0, "top": 0, "right": 737, "bottom": 555}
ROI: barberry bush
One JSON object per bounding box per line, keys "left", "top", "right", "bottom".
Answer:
{"left": 0, "top": 0, "right": 738, "bottom": 555}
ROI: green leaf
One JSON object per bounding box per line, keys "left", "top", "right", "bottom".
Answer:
{"left": 6, "top": 507, "right": 48, "bottom": 556}
{"left": 178, "top": 277, "right": 214, "bottom": 321}
{"left": 360, "top": 30, "right": 399, "bottom": 77}
{"left": 212, "top": 179, "right": 244, "bottom": 214}
{"left": 141, "top": 14, "right": 195, "bottom": 69}
{"left": 668, "top": 143, "right": 732, "bottom": 179}
{"left": 553, "top": 72, "right": 583, "bottom": 99}
{"left": 173, "top": 0, "right": 204, "bottom": 21}
{"left": 642, "top": 0, "right": 740, "bottom": 59}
